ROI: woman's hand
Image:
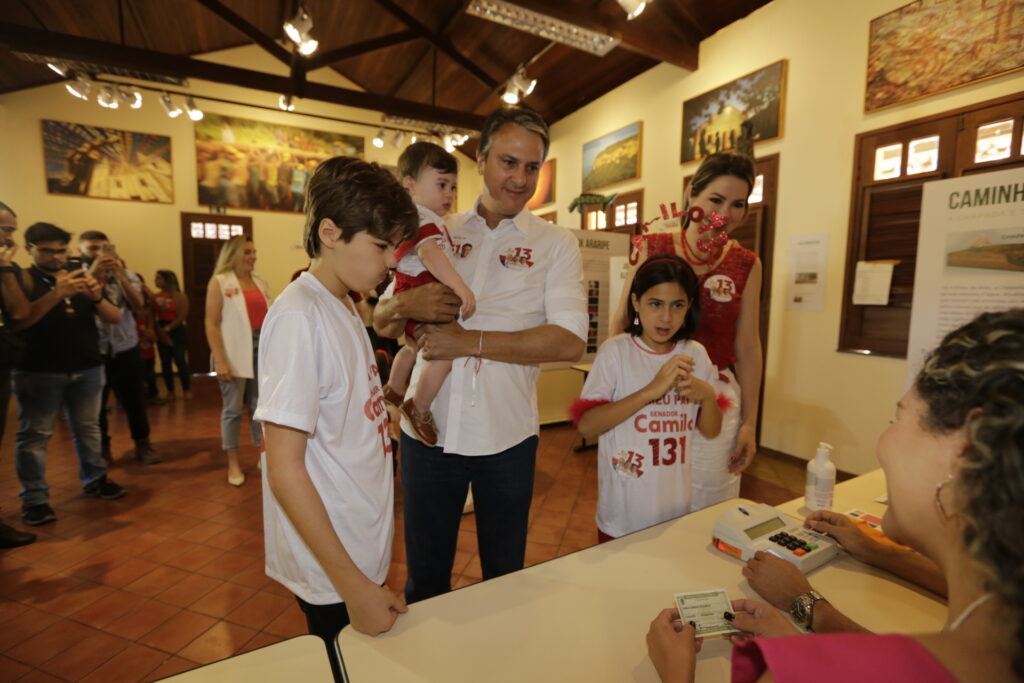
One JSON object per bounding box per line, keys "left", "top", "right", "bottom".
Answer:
{"left": 646, "top": 608, "right": 701, "bottom": 683}
{"left": 742, "top": 550, "right": 812, "bottom": 610}
{"left": 647, "top": 355, "right": 693, "bottom": 401}
{"left": 728, "top": 598, "right": 800, "bottom": 641}
{"left": 728, "top": 423, "right": 757, "bottom": 473}
{"left": 804, "top": 510, "right": 878, "bottom": 563}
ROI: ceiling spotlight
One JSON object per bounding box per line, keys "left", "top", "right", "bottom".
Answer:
{"left": 278, "top": 94, "right": 295, "bottom": 111}
{"left": 160, "top": 92, "right": 183, "bottom": 118}
{"left": 501, "top": 82, "right": 520, "bottom": 105}
{"left": 284, "top": 5, "right": 318, "bottom": 55}
{"left": 184, "top": 96, "right": 204, "bottom": 121}
{"left": 117, "top": 87, "right": 143, "bottom": 109}
{"left": 616, "top": 0, "right": 648, "bottom": 20}
{"left": 97, "top": 85, "right": 119, "bottom": 109}
{"left": 410, "top": 134, "right": 417, "bottom": 144}
{"left": 47, "top": 61, "right": 68, "bottom": 77}
{"left": 372, "top": 128, "right": 386, "bottom": 149}
{"left": 391, "top": 131, "right": 405, "bottom": 148}
{"left": 501, "top": 65, "right": 537, "bottom": 105}
{"left": 65, "top": 72, "right": 92, "bottom": 100}
{"left": 443, "top": 134, "right": 457, "bottom": 153}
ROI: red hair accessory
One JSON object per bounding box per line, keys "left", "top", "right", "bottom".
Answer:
{"left": 569, "top": 398, "right": 610, "bottom": 425}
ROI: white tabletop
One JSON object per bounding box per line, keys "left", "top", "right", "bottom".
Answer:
{"left": 160, "top": 635, "right": 333, "bottom": 682}
{"left": 338, "top": 470, "right": 946, "bottom": 682}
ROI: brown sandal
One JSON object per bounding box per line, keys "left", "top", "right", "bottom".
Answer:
{"left": 400, "top": 399, "right": 438, "bottom": 446}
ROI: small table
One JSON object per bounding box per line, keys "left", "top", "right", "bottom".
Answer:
{"left": 337, "top": 470, "right": 944, "bottom": 682}
{"left": 159, "top": 635, "right": 333, "bottom": 682}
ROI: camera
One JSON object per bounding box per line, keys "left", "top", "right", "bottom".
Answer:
{"left": 65, "top": 256, "right": 86, "bottom": 272}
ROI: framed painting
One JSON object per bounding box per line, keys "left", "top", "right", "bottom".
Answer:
{"left": 680, "top": 60, "right": 787, "bottom": 164}
{"left": 582, "top": 122, "right": 642, "bottom": 192}
{"left": 866, "top": 0, "right": 1024, "bottom": 112}
{"left": 42, "top": 119, "right": 174, "bottom": 203}
{"left": 194, "top": 113, "right": 364, "bottom": 212}
{"left": 528, "top": 158, "right": 556, "bottom": 209}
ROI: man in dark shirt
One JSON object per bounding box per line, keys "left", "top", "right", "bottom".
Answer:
{"left": 13, "top": 222, "right": 127, "bottom": 526}
{"left": 0, "top": 202, "right": 35, "bottom": 547}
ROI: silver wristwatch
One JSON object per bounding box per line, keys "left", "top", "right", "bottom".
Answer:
{"left": 789, "top": 590, "right": 826, "bottom": 632}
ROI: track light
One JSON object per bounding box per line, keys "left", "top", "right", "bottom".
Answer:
{"left": 443, "top": 134, "right": 456, "bottom": 153}
{"left": 160, "top": 92, "right": 183, "bottom": 118}
{"left": 184, "top": 96, "right": 203, "bottom": 121}
{"left": 501, "top": 66, "right": 537, "bottom": 105}
{"left": 410, "top": 134, "right": 417, "bottom": 144}
{"left": 284, "top": 5, "right": 318, "bottom": 55}
{"left": 117, "top": 87, "right": 143, "bottom": 109}
{"left": 278, "top": 94, "right": 295, "bottom": 111}
{"left": 65, "top": 72, "right": 92, "bottom": 100}
{"left": 97, "top": 85, "right": 119, "bottom": 109}
{"left": 616, "top": 0, "right": 648, "bottom": 20}
{"left": 47, "top": 61, "right": 68, "bottom": 77}
{"left": 392, "top": 131, "right": 405, "bottom": 148}
{"left": 372, "top": 128, "right": 386, "bottom": 149}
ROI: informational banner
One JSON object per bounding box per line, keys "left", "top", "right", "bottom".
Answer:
{"left": 906, "top": 167, "right": 1024, "bottom": 386}
{"left": 569, "top": 230, "right": 630, "bottom": 361}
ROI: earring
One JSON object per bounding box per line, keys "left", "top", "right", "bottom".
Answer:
{"left": 934, "top": 475, "right": 953, "bottom": 520}
{"left": 633, "top": 315, "right": 639, "bottom": 327}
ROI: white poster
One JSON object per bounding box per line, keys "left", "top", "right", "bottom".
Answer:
{"left": 786, "top": 233, "right": 828, "bottom": 311}
{"left": 569, "top": 230, "right": 630, "bottom": 362}
{"left": 906, "top": 167, "right": 1024, "bottom": 387}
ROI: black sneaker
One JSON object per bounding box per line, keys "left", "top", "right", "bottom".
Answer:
{"left": 0, "top": 521, "right": 37, "bottom": 547}
{"left": 21, "top": 504, "right": 56, "bottom": 526}
{"left": 134, "top": 439, "right": 162, "bottom": 465}
{"left": 83, "top": 476, "right": 126, "bottom": 500}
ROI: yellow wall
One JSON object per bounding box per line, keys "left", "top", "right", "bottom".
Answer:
{"left": 0, "top": 45, "right": 483, "bottom": 296}
{"left": 544, "top": 0, "right": 1024, "bottom": 472}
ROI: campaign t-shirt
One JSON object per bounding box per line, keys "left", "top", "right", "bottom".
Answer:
{"left": 254, "top": 272, "right": 394, "bottom": 605}
{"left": 580, "top": 333, "right": 716, "bottom": 538}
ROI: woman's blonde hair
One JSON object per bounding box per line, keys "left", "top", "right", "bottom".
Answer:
{"left": 214, "top": 235, "right": 252, "bottom": 275}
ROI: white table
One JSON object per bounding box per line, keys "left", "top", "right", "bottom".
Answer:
{"left": 338, "top": 470, "right": 946, "bottom": 682}
{"left": 159, "top": 635, "right": 333, "bottom": 682}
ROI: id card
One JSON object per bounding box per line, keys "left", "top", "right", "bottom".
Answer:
{"left": 674, "top": 589, "right": 739, "bottom": 638}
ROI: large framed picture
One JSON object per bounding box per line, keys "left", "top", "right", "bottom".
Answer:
{"left": 528, "top": 158, "right": 556, "bottom": 209}
{"left": 680, "top": 60, "right": 787, "bottom": 164}
{"left": 194, "top": 113, "right": 364, "bottom": 212}
{"left": 582, "top": 122, "right": 642, "bottom": 192}
{"left": 865, "top": 0, "right": 1024, "bottom": 112}
{"left": 42, "top": 119, "right": 174, "bottom": 203}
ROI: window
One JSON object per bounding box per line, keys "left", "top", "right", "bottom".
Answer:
{"left": 840, "top": 92, "right": 1024, "bottom": 357}
{"left": 586, "top": 210, "right": 606, "bottom": 230}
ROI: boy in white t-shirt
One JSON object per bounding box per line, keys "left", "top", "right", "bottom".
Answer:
{"left": 254, "top": 157, "right": 417, "bottom": 674}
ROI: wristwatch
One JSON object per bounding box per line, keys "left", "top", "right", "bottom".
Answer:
{"left": 789, "top": 590, "right": 827, "bottom": 632}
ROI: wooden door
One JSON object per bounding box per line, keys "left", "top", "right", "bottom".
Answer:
{"left": 179, "top": 213, "right": 253, "bottom": 374}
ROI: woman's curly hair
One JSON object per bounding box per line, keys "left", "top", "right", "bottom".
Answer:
{"left": 915, "top": 308, "right": 1024, "bottom": 676}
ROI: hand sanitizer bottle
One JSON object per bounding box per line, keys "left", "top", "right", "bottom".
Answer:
{"left": 805, "top": 442, "right": 836, "bottom": 512}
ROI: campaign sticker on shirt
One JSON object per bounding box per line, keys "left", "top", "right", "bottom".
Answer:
{"left": 611, "top": 449, "right": 644, "bottom": 478}
{"left": 704, "top": 274, "right": 737, "bottom": 303}
{"left": 498, "top": 246, "right": 534, "bottom": 269}
{"left": 224, "top": 287, "right": 240, "bottom": 298}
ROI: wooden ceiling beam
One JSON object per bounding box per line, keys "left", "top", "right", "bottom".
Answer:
{"left": 193, "top": 0, "right": 293, "bottom": 68}
{"left": 501, "top": 0, "right": 699, "bottom": 71}
{"left": 0, "top": 21, "right": 485, "bottom": 130}
{"left": 372, "top": 0, "right": 499, "bottom": 90}
{"left": 305, "top": 29, "right": 418, "bottom": 70}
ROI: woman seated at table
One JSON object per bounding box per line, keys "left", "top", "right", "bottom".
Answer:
{"left": 646, "top": 308, "right": 1024, "bottom": 683}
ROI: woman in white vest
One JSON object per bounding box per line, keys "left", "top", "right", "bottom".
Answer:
{"left": 204, "top": 235, "right": 271, "bottom": 486}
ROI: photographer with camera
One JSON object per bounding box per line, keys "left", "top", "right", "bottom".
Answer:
{"left": 78, "top": 231, "right": 158, "bottom": 465}
{"left": 12, "top": 222, "right": 126, "bottom": 526}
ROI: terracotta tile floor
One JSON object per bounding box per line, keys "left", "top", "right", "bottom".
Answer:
{"left": 0, "top": 378, "right": 802, "bottom": 681}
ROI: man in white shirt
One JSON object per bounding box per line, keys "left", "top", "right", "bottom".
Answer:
{"left": 374, "top": 106, "right": 588, "bottom": 602}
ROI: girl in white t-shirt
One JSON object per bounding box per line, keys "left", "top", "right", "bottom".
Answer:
{"left": 254, "top": 158, "right": 414, "bottom": 673}
{"left": 573, "top": 255, "right": 723, "bottom": 540}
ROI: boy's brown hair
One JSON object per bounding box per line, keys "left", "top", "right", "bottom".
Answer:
{"left": 302, "top": 156, "right": 418, "bottom": 258}
{"left": 397, "top": 141, "right": 458, "bottom": 180}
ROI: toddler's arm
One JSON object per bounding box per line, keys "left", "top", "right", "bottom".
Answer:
{"left": 417, "top": 239, "right": 476, "bottom": 319}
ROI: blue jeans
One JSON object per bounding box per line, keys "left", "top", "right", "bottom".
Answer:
{"left": 219, "top": 330, "right": 261, "bottom": 452}
{"left": 401, "top": 433, "right": 538, "bottom": 603}
{"left": 13, "top": 366, "right": 108, "bottom": 508}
